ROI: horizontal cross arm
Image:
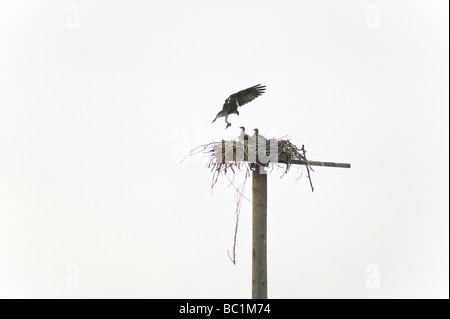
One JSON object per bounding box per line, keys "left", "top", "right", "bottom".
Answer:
{"left": 287, "top": 159, "right": 351, "bottom": 168}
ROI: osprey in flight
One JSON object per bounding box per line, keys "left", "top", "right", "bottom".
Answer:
{"left": 212, "top": 84, "right": 266, "bottom": 129}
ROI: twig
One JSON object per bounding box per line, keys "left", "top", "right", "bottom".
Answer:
{"left": 301, "top": 144, "right": 314, "bottom": 192}
{"left": 227, "top": 169, "right": 249, "bottom": 264}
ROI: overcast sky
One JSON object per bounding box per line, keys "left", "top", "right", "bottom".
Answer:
{"left": 0, "top": 0, "right": 448, "bottom": 298}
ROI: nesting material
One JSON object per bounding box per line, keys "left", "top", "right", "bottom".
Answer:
{"left": 181, "top": 135, "right": 315, "bottom": 190}
{"left": 208, "top": 137, "right": 309, "bottom": 171}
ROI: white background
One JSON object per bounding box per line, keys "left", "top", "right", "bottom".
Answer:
{"left": 0, "top": 0, "right": 448, "bottom": 298}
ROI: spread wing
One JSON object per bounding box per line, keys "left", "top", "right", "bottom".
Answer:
{"left": 227, "top": 84, "right": 266, "bottom": 108}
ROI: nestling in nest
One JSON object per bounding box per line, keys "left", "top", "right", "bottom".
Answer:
{"left": 206, "top": 136, "right": 314, "bottom": 188}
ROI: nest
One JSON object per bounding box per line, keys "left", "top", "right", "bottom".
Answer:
{"left": 209, "top": 137, "right": 312, "bottom": 181}
{"left": 182, "top": 135, "right": 314, "bottom": 190}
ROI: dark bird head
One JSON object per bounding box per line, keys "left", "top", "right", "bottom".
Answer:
{"left": 212, "top": 110, "right": 224, "bottom": 123}
{"left": 239, "top": 126, "right": 245, "bottom": 132}
{"left": 253, "top": 128, "right": 259, "bottom": 135}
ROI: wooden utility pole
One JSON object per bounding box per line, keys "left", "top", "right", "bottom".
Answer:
{"left": 252, "top": 167, "right": 267, "bottom": 299}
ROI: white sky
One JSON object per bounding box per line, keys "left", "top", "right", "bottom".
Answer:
{"left": 0, "top": 0, "right": 448, "bottom": 298}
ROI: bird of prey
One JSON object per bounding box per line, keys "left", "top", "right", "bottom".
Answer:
{"left": 252, "top": 128, "right": 268, "bottom": 155}
{"left": 238, "top": 126, "right": 250, "bottom": 161}
{"left": 252, "top": 128, "right": 266, "bottom": 142}
{"left": 251, "top": 128, "right": 268, "bottom": 169}
{"left": 238, "top": 126, "right": 249, "bottom": 143}
{"left": 212, "top": 84, "right": 266, "bottom": 129}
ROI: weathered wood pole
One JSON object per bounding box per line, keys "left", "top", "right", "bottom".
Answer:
{"left": 252, "top": 167, "right": 267, "bottom": 299}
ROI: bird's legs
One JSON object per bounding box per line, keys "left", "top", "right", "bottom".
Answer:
{"left": 224, "top": 114, "right": 231, "bottom": 129}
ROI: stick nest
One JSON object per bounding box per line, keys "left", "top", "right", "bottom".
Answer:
{"left": 183, "top": 136, "right": 314, "bottom": 191}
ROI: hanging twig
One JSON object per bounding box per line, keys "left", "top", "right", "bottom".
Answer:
{"left": 227, "top": 169, "right": 250, "bottom": 264}
{"left": 301, "top": 144, "right": 315, "bottom": 192}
